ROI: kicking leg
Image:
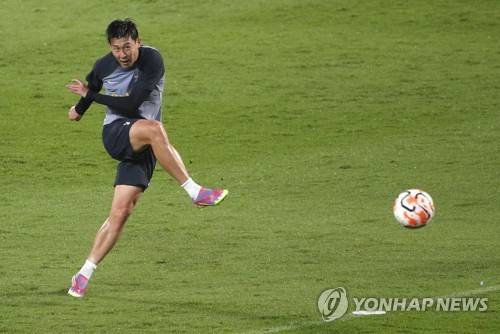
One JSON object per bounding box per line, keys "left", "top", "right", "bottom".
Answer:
{"left": 129, "top": 120, "right": 228, "bottom": 206}
{"left": 68, "top": 185, "right": 143, "bottom": 297}
{"left": 129, "top": 120, "right": 189, "bottom": 184}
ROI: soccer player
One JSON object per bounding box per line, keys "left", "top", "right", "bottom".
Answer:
{"left": 66, "top": 19, "right": 228, "bottom": 298}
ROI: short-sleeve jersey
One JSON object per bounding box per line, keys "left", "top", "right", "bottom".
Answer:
{"left": 75, "top": 46, "right": 165, "bottom": 125}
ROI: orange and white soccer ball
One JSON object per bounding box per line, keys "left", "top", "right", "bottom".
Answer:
{"left": 393, "top": 189, "right": 435, "bottom": 228}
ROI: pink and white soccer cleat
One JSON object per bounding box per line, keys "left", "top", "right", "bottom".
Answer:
{"left": 193, "top": 188, "right": 228, "bottom": 207}
{"left": 68, "top": 273, "right": 89, "bottom": 298}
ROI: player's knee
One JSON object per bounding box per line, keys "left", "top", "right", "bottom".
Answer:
{"left": 149, "top": 120, "right": 164, "bottom": 134}
{"left": 147, "top": 120, "right": 168, "bottom": 143}
{"left": 109, "top": 205, "right": 133, "bottom": 223}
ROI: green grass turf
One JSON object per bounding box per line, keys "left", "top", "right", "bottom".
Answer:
{"left": 1, "top": 0, "right": 499, "bottom": 333}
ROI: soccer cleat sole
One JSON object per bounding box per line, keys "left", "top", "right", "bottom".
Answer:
{"left": 68, "top": 289, "right": 85, "bottom": 298}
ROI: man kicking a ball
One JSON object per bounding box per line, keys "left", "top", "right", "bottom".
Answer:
{"left": 66, "top": 18, "right": 228, "bottom": 297}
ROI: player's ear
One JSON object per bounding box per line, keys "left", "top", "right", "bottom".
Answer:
{"left": 136, "top": 38, "right": 142, "bottom": 46}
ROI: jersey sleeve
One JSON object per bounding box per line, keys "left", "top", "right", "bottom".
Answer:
{"left": 74, "top": 62, "right": 104, "bottom": 115}
{"left": 87, "top": 48, "right": 165, "bottom": 117}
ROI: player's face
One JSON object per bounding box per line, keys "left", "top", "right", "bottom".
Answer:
{"left": 109, "top": 37, "right": 141, "bottom": 68}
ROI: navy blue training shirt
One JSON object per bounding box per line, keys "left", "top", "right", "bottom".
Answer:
{"left": 75, "top": 46, "right": 165, "bottom": 125}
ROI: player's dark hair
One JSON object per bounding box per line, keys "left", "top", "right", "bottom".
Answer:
{"left": 106, "top": 18, "right": 139, "bottom": 43}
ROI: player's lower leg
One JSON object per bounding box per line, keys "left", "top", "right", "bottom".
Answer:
{"left": 68, "top": 186, "right": 142, "bottom": 297}
{"left": 68, "top": 218, "right": 125, "bottom": 298}
{"left": 172, "top": 149, "right": 228, "bottom": 205}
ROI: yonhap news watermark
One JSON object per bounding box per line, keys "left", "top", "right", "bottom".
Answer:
{"left": 318, "top": 287, "right": 489, "bottom": 322}
{"left": 350, "top": 296, "right": 488, "bottom": 313}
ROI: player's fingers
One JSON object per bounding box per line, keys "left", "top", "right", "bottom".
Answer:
{"left": 71, "top": 79, "right": 84, "bottom": 86}
{"left": 66, "top": 85, "right": 80, "bottom": 93}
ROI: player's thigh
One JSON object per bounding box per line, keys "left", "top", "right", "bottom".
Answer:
{"left": 129, "top": 119, "right": 165, "bottom": 152}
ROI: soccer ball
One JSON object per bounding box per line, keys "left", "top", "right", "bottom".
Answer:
{"left": 393, "top": 189, "right": 435, "bottom": 228}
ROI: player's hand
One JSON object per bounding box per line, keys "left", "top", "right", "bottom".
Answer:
{"left": 68, "top": 106, "right": 82, "bottom": 121}
{"left": 66, "top": 79, "right": 89, "bottom": 98}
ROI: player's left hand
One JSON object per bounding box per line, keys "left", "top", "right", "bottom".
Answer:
{"left": 66, "top": 79, "right": 89, "bottom": 98}
{"left": 68, "top": 106, "right": 82, "bottom": 121}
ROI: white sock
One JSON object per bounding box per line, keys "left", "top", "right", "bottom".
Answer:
{"left": 181, "top": 177, "right": 202, "bottom": 200}
{"left": 79, "top": 260, "right": 97, "bottom": 280}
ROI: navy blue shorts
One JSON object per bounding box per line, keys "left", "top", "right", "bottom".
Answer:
{"left": 102, "top": 118, "right": 156, "bottom": 190}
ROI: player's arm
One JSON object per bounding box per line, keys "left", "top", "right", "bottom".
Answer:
{"left": 68, "top": 64, "right": 103, "bottom": 117}
{"left": 67, "top": 78, "right": 98, "bottom": 120}
{"left": 85, "top": 84, "right": 153, "bottom": 117}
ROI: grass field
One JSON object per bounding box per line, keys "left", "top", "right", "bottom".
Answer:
{"left": 1, "top": 0, "right": 499, "bottom": 333}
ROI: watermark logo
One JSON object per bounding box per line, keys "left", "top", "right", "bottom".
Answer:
{"left": 317, "top": 287, "right": 348, "bottom": 322}
{"left": 318, "top": 287, "right": 489, "bottom": 322}
{"left": 353, "top": 297, "right": 488, "bottom": 312}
